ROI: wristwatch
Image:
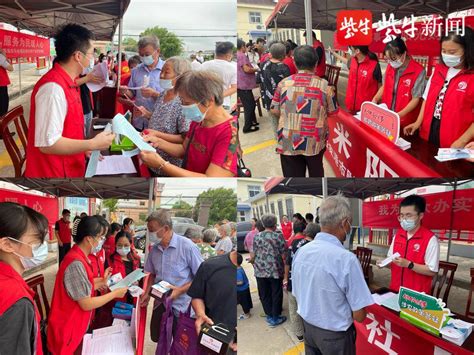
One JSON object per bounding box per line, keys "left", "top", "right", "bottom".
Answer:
{"left": 408, "top": 261, "right": 414, "bottom": 270}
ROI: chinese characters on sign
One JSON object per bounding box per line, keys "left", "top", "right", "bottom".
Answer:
{"left": 0, "top": 29, "right": 50, "bottom": 58}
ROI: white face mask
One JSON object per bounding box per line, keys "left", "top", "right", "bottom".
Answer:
{"left": 442, "top": 53, "right": 462, "bottom": 68}
{"left": 148, "top": 227, "right": 164, "bottom": 245}
{"left": 8, "top": 238, "right": 48, "bottom": 270}
{"left": 117, "top": 246, "right": 131, "bottom": 256}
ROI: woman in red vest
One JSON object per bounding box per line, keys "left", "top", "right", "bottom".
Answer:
{"left": 24, "top": 24, "right": 115, "bottom": 178}
{"left": 372, "top": 36, "right": 426, "bottom": 128}
{"left": 280, "top": 215, "right": 293, "bottom": 242}
{"left": 0, "top": 47, "right": 14, "bottom": 116}
{"left": 47, "top": 216, "right": 127, "bottom": 355}
{"left": 330, "top": 45, "right": 382, "bottom": 114}
{"left": 103, "top": 222, "right": 122, "bottom": 261}
{"left": 0, "top": 202, "right": 49, "bottom": 355}
{"left": 404, "top": 28, "right": 474, "bottom": 148}
{"left": 378, "top": 195, "right": 439, "bottom": 294}
{"left": 304, "top": 30, "right": 326, "bottom": 78}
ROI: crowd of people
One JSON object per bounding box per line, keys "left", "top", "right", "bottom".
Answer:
{"left": 0, "top": 202, "right": 239, "bottom": 354}
{"left": 237, "top": 26, "right": 474, "bottom": 177}
{"left": 18, "top": 23, "right": 240, "bottom": 178}
{"left": 240, "top": 193, "right": 441, "bottom": 354}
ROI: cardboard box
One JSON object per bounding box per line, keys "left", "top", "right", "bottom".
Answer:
{"left": 150, "top": 281, "right": 172, "bottom": 300}
{"left": 198, "top": 323, "right": 235, "bottom": 355}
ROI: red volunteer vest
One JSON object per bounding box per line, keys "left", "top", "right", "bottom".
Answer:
{"left": 56, "top": 219, "right": 71, "bottom": 244}
{"left": 47, "top": 245, "right": 95, "bottom": 355}
{"left": 382, "top": 58, "right": 424, "bottom": 127}
{"left": 0, "top": 261, "right": 43, "bottom": 355}
{"left": 0, "top": 66, "right": 11, "bottom": 86}
{"left": 345, "top": 56, "right": 380, "bottom": 113}
{"left": 102, "top": 236, "right": 116, "bottom": 261}
{"left": 25, "top": 63, "right": 85, "bottom": 177}
{"left": 389, "top": 226, "right": 435, "bottom": 294}
{"left": 313, "top": 40, "right": 326, "bottom": 78}
{"left": 88, "top": 249, "right": 106, "bottom": 278}
{"left": 420, "top": 63, "right": 474, "bottom": 147}
{"left": 108, "top": 253, "right": 139, "bottom": 279}
{"left": 281, "top": 222, "right": 293, "bottom": 241}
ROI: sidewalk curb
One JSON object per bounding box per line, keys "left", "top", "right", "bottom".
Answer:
{"left": 9, "top": 85, "right": 35, "bottom": 101}
{"left": 23, "top": 253, "right": 57, "bottom": 278}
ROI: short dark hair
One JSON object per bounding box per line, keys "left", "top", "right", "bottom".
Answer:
{"left": 255, "top": 219, "right": 265, "bottom": 232}
{"left": 303, "top": 30, "right": 317, "bottom": 39}
{"left": 237, "top": 253, "right": 243, "bottom": 266}
{"left": 305, "top": 213, "right": 314, "bottom": 222}
{"left": 400, "top": 195, "right": 426, "bottom": 214}
{"left": 115, "top": 230, "right": 133, "bottom": 245}
{"left": 62, "top": 209, "right": 70, "bottom": 215}
{"left": 0, "top": 202, "right": 49, "bottom": 243}
{"left": 237, "top": 38, "right": 245, "bottom": 50}
{"left": 216, "top": 41, "right": 234, "bottom": 56}
{"left": 293, "top": 220, "right": 305, "bottom": 234}
{"left": 96, "top": 215, "right": 109, "bottom": 235}
{"left": 123, "top": 218, "right": 134, "bottom": 227}
{"left": 128, "top": 55, "right": 141, "bottom": 67}
{"left": 107, "top": 222, "right": 122, "bottom": 237}
{"left": 54, "top": 23, "right": 94, "bottom": 63}
{"left": 75, "top": 216, "right": 104, "bottom": 243}
{"left": 294, "top": 45, "right": 318, "bottom": 71}
{"left": 256, "top": 38, "right": 266, "bottom": 44}
{"left": 80, "top": 212, "right": 87, "bottom": 218}
{"left": 384, "top": 36, "right": 407, "bottom": 58}
{"left": 441, "top": 27, "right": 474, "bottom": 71}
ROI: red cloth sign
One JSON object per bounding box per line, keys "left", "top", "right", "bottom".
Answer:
{"left": 0, "top": 188, "right": 58, "bottom": 238}
{"left": 0, "top": 29, "right": 49, "bottom": 58}
{"left": 325, "top": 110, "right": 438, "bottom": 177}
{"left": 356, "top": 304, "right": 473, "bottom": 355}
{"left": 362, "top": 189, "right": 474, "bottom": 230}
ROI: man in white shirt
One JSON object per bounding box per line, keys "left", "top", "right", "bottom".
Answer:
{"left": 196, "top": 51, "right": 204, "bottom": 64}
{"left": 190, "top": 54, "right": 202, "bottom": 71}
{"left": 201, "top": 42, "right": 237, "bottom": 111}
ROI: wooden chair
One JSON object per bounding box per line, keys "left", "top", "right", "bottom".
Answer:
{"left": 0, "top": 105, "right": 28, "bottom": 177}
{"left": 25, "top": 274, "right": 50, "bottom": 321}
{"left": 431, "top": 261, "right": 458, "bottom": 305}
{"left": 236, "top": 95, "right": 263, "bottom": 118}
{"left": 355, "top": 246, "right": 372, "bottom": 283}
{"left": 466, "top": 268, "right": 474, "bottom": 320}
{"left": 325, "top": 64, "right": 341, "bottom": 102}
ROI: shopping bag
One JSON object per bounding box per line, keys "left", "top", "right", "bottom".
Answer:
{"left": 169, "top": 303, "right": 199, "bottom": 355}
{"left": 156, "top": 297, "right": 174, "bottom": 355}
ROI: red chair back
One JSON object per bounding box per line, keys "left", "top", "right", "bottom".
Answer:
{"left": 355, "top": 246, "right": 372, "bottom": 281}
{"left": 466, "top": 268, "right": 474, "bottom": 320}
{"left": 25, "top": 274, "right": 50, "bottom": 321}
{"left": 431, "top": 261, "right": 457, "bottom": 305}
{"left": 0, "top": 105, "right": 28, "bottom": 177}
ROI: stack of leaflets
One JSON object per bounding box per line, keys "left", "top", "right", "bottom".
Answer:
{"left": 435, "top": 148, "right": 474, "bottom": 162}
{"left": 440, "top": 319, "right": 473, "bottom": 346}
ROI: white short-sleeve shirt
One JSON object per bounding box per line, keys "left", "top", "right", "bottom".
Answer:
{"left": 200, "top": 59, "right": 237, "bottom": 108}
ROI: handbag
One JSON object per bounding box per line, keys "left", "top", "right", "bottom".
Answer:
{"left": 237, "top": 158, "right": 251, "bottom": 177}
{"left": 169, "top": 303, "right": 200, "bottom": 355}
{"left": 156, "top": 297, "right": 174, "bottom": 355}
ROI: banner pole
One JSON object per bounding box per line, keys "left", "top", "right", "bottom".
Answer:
{"left": 446, "top": 178, "right": 458, "bottom": 262}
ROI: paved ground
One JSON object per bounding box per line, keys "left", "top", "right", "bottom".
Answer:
{"left": 237, "top": 239, "right": 473, "bottom": 355}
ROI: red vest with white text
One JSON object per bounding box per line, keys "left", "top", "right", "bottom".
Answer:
{"left": 313, "top": 40, "right": 326, "bottom": 78}
{"left": 88, "top": 248, "right": 106, "bottom": 278}
{"left": 345, "top": 56, "right": 380, "bottom": 113}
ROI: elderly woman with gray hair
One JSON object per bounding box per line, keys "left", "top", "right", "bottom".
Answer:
{"left": 141, "top": 70, "right": 239, "bottom": 177}
{"left": 136, "top": 56, "right": 192, "bottom": 175}
{"left": 252, "top": 213, "right": 287, "bottom": 327}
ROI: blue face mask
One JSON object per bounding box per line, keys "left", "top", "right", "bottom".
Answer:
{"left": 400, "top": 219, "right": 417, "bottom": 232}
{"left": 9, "top": 238, "right": 48, "bottom": 270}
{"left": 89, "top": 237, "right": 104, "bottom": 254}
{"left": 117, "top": 246, "right": 131, "bottom": 256}
{"left": 142, "top": 52, "right": 155, "bottom": 66}
{"left": 160, "top": 78, "right": 174, "bottom": 90}
{"left": 182, "top": 103, "right": 208, "bottom": 122}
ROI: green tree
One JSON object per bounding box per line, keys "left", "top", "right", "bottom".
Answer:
{"left": 172, "top": 200, "right": 193, "bottom": 218}
{"left": 103, "top": 198, "right": 118, "bottom": 212}
{"left": 193, "top": 188, "right": 237, "bottom": 226}
{"left": 140, "top": 26, "right": 184, "bottom": 59}
{"left": 122, "top": 37, "right": 138, "bottom": 52}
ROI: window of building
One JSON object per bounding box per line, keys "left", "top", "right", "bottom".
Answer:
{"left": 239, "top": 210, "right": 246, "bottom": 222}
{"left": 259, "top": 205, "right": 264, "bottom": 217}
{"left": 248, "top": 185, "right": 261, "bottom": 198}
{"left": 285, "top": 197, "right": 294, "bottom": 218}
{"left": 277, "top": 200, "right": 284, "bottom": 220}
{"left": 249, "top": 11, "right": 262, "bottom": 24}
{"left": 270, "top": 202, "right": 275, "bottom": 215}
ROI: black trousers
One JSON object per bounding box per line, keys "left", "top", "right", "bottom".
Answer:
{"left": 237, "top": 89, "right": 257, "bottom": 130}
{"left": 280, "top": 150, "right": 325, "bottom": 177}
{"left": 0, "top": 86, "right": 9, "bottom": 116}
{"left": 58, "top": 243, "right": 71, "bottom": 265}
{"left": 303, "top": 321, "right": 356, "bottom": 355}
{"left": 256, "top": 277, "right": 283, "bottom": 318}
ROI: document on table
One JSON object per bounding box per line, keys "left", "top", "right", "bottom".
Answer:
{"left": 112, "top": 114, "right": 155, "bottom": 153}
{"left": 95, "top": 156, "right": 137, "bottom": 175}
{"left": 377, "top": 252, "right": 400, "bottom": 268}
{"left": 435, "top": 148, "right": 474, "bottom": 162}
{"left": 380, "top": 293, "right": 401, "bottom": 312}
{"left": 373, "top": 292, "right": 398, "bottom": 306}
{"left": 82, "top": 328, "right": 134, "bottom": 354}
{"left": 92, "top": 325, "right": 123, "bottom": 338}
{"left": 85, "top": 150, "right": 101, "bottom": 178}
{"left": 109, "top": 268, "right": 146, "bottom": 291}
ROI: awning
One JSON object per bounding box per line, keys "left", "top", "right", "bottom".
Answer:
{"left": 265, "top": 0, "right": 474, "bottom": 30}
{"left": 248, "top": 30, "right": 272, "bottom": 37}
{"left": 265, "top": 178, "right": 473, "bottom": 200}
{"left": 0, "top": 178, "right": 153, "bottom": 200}
{"left": 0, "top": 0, "right": 131, "bottom": 40}
{"left": 237, "top": 203, "right": 252, "bottom": 211}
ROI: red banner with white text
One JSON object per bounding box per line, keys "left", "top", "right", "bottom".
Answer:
{"left": 362, "top": 189, "right": 474, "bottom": 230}
{"left": 356, "top": 304, "right": 473, "bottom": 355}
{"left": 0, "top": 29, "right": 50, "bottom": 58}
{"left": 0, "top": 188, "right": 58, "bottom": 238}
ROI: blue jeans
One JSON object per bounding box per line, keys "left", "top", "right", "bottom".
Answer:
{"left": 84, "top": 111, "right": 93, "bottom": 138}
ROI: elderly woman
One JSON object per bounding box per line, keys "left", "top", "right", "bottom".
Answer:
{"left": 253, "top": 213, "right": 287, "bottom": 327}
{"left": 137, "top": 57, "right": 192, "bottom": 175}
{"left": 140, "top": 70, "right": 239, "bottom": 177}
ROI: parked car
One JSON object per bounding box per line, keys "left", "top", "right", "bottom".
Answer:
{"left": 237, "top": 221, "right": 253, "bottom": 253}
{"left": 172, "top": 217, "right": 196, "bottom": 225}
{"left": 133, "top": 226, "right": 147, "bottom": 250}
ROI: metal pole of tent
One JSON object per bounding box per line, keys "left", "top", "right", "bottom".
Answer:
{"left": 322, "top": 177, "right": 328, "bottom": 198}
{"left": 446, "top": 178, "right": 458, "bottom": 262}
{"left": 18, "top": 58, "right": 22, "bottom": 96}
{"left": 117, "top": 17, "right": 123, "bottom": 93}
{"left": 304, "top": 0, "right": 313, "bottom": 46}
{"left": 144, "top": 178, "right": 154, "bottom": 262}
{"left": 359, "top": 199, "right": 364, "bottom": 247}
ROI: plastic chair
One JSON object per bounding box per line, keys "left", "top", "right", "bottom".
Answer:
{"left": 466, "top": 268, "right": 474, "bottom": 320}
{"left": 0, "top": 105, "right": 28, "bottom": 177}
{"left": 431, "top": 261, "right": 458, "bottom": 305}
{"left": 25, "top": 274, "right": 50, "bottom": 321}
{"left": 355, "top": 246, "right": 372, "bottom": 283}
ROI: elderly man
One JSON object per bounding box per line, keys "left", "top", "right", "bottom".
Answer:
{"left": 201, "top": 41, "right": 237, "bottom": 111}
{"left": 292, "top": 194, "right": 373, "bottom": 355}
{"left": 121, "top": 35, "right": 164, "bottom": 131}
{"left": 140, "top": 209, "right": 203, "bottom": 345}
{"left": 271, "top": 45, "right": 338, "bottom": 177}
{"left": 253, "top": 214, "right": 287, "bottom": 327}
{"left": 215, "top": 223, "right": 233, "bottom": 255}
